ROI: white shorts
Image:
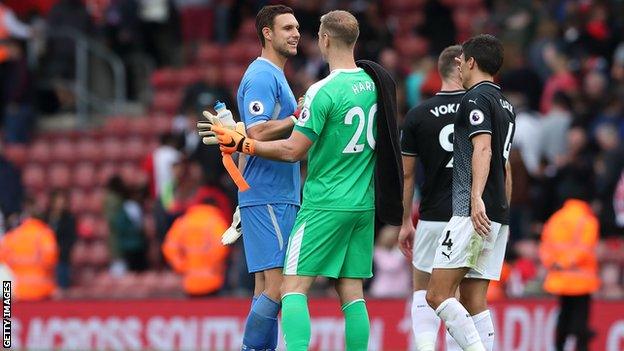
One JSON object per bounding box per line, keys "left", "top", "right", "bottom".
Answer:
{"left": 412, "top": 220, "right": 448, "bottom": 273}
{"left": 432, "top": 216, "right": 509, "bottom": 281}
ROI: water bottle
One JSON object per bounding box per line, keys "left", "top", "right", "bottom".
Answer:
{"left": 214, "top": 101, "right": 236, "bottom": 127}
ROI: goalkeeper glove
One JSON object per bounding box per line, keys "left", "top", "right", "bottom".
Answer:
{"left": 221, "top": 206, "right": 242, "bottom": 245}
{"left": 211, "top": 123, "right": 256, "bottom": 155}
{"left": 197, "top": 110, "right": 236, "bottom": 145}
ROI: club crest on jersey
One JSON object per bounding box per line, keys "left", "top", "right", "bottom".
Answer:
{"left": 469, "top": 109, "right": 485, "bottom": 125}
{"left": 297, "top": 107, "right": 310, "bottom": 126}
{"left": 249, "top": 101, "right": 264, "bottom": 115}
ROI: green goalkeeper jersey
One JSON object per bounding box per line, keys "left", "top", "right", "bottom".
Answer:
{"left": 294, "top": 68, "right": 377, "bottom": 211}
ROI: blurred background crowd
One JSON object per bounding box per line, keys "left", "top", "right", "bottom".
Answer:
{"left": 0, "top": 0, "right": 623, "bottom": 302}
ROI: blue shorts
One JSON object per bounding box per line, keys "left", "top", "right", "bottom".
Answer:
{"left": 240, "top": 204, "right": 298, "bottom": 273}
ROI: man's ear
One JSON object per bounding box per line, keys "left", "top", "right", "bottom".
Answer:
{"left": 468, "top": 57, "right": 476, "bottom": 70}
{"left": 262, "top": 27, "right": 272, "bottom": 44}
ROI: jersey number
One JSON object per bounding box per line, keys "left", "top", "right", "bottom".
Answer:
{"left": 439, "top": 124, "right": 454, "bottom": 168}
{"left": 442, "top": 231, "right": 453, "bottom": 250}
{"left": 343, "top": 104, "right": 377, "bottom": 154}
{"left": 503, "top": 122, "right": 514, "bottom": 161}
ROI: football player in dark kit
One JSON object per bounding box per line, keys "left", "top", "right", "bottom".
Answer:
{"left": 426, "top": 34, "right": 515, "bottom": 351}
{"left": 399, "top": 45, "right": 463, "bottom": 351}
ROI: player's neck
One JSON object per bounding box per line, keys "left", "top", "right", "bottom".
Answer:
{"left": 327, "top": 51, "right": 357, "bottom": 72}
{"left": 440, "top": 79, "right": 463, "bottom": 92}
{"left": 466, "top": 72, "right": 494, "bottom": 90}
{"left": 261, "top": 48, "right": 287, "bottom": 70}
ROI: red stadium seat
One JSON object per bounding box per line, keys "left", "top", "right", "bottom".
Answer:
{"left": 22, "top": 164, "right": 45, "bottom": 190}
{"left": 124, "top": 137, "right": 149, "bottom": 161}
{"left": 101, "top": 137, "right": 124, "bottom": 161}
{"left": 50, "top": 139, "right": 76, "bottom": 163}
{"left": 73, "top": 162, "right": 97, "bottom": 189}
{"left": 3, "top": 144, "right": 27, "bottom": 167}
{"left": 69, "top": 189, "right": 87, "bottom": 215}
{"left": 196, "top": 43, "right": 222, "bottom": 65}
{"left": 77, "top": 214, "right": 97, "bottom": 238}
{"left": 103, "top": 116, "right": 131, "bottom": 137}
{"left": 236, "top": 18, "right": 257, "bottom": 41}
{"left": 76, "top": 138, "right": 101, "bottom": 163}
{"left": 97, "top": 162, "right": 119, "bottom": 186}
{"left": 28, "top": 140, "right": 51, "bottom": 164}
{"left": 151, "top": 90, "right": 183, "bottom": 115}
{"left": 221, "top": 64, "right": 246, "bottom": 87}
{"left": 49, "top": 163, "right": 72, "bottom": 189}
{"left": 177, "top": 66, "right": 205, "bottom": 87}
{"left": 85, "top": 189, "right": 105, "bottom": 214}
{"left": 150, "top": 68, "right": 178, "bottom": 90}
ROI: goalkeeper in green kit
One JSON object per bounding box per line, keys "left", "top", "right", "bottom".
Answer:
{"left": 209, "top": 10, "right": 402, "bottom": 351}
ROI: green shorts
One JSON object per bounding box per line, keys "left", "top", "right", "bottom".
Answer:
{"left": 283, "top": 208, "right": 374, "bottom": 278}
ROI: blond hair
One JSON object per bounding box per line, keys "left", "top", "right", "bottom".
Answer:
{"left": 319, "top": 10, "right": 359, "bottom": 47}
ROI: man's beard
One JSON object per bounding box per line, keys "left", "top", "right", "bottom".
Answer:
{"left": 275, "top": 44, "right": 297, "bottom": 58}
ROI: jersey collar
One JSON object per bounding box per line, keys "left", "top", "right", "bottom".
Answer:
{"left": 469, "top": 81, "right": 501, "bottom": 91}
{"left": 257, "top": 57, "right": 283, "bottom": 71}
{"left": 436, "top": 90, "right": 465, "bottom": 96}
{"left": 330, "top": 68, "right": 363, "bottom": 74}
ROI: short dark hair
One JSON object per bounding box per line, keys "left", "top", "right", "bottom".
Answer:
{"left": 438, "top": 45, "right": 462, "bottom": 80}
{"left": 256, "top": 5, "right": 294, "bottom": 47}
{"left": 461, "top": 34, "right": 503, "bottom": 76}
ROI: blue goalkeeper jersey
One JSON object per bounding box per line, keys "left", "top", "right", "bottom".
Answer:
{"left": 236, "top": 58, "right": 301, "bottom": 207}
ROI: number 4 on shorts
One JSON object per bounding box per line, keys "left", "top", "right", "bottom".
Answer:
{"left": 442, "top": 231, "right": 453, "bottom": 250}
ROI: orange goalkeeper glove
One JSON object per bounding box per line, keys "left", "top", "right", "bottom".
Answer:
{"left": 211, "top": 122, "right": 256, "bottom": 155}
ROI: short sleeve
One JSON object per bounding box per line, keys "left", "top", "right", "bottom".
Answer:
{"left": 241, "top": 71, "right": 278, "bottom": 129}
{"left": 464, "top": 94, "right": 492, "bottom": 138}
{"left": 401, "top": 108, "right": 420, "bottom": 156}
{"left": 293, "top": 88, "right": 332, "bottom": 142}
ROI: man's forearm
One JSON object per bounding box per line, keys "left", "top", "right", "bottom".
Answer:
{"left": 471, "top": 147, "right": 491, "bottom": 200}
{"left": 253, "top": 139, "right": 304, "bottom": 162}
{"left": 402, "top": 157, "right": 416, "bottom": 224}
{"left": 248, "top": 119, "right": 296, "bottom": 141}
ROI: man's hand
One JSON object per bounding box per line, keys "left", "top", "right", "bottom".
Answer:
{"left": 212, "top": 123, "right": 256, "bottom": 155}
{"left": 398, "top": 222, "right": 415, "bottom": 260}
{"left": 221, "top": 206, "right": 242, "bottom": 245}
{"left": 197, "top": 110, "right": 222, "bottom": 145}
{"left": 471, "top": 196, "right": 491, "bottom": 237}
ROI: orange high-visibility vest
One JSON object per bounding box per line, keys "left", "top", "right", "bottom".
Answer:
{"left": 162, "top": 204, "right": 229, "bottom": 296}
{"left": 539, "top": 199, "right": 600, "bottom": 296}
{"left": 0, "top": 218, "right": 59, "bottom": 300}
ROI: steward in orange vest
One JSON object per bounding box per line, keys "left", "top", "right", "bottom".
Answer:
{"left": 162, "top": 202, "right": 229, "bottom": 296}
{"left": 0, "top": 217, "right": 59, "bottom": 300}
{"left": 540, "top": 198, "right": 599, "bottom": 351}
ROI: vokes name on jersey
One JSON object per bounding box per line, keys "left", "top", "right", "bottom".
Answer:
{"left": 430, "top": 103, "right": 460, "bottom": 117}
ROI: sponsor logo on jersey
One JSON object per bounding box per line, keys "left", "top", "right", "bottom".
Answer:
{"left": 249, "top": 101, "right": 264, "bottom": 115}
{"left": 430, "top": 103, "right": 460, "bottom": 117}
{"left": 469, "top": 109, "right": 485, "bottom": 125}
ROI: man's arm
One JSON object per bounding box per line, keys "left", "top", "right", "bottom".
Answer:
{"left": 398, "top": 156, "right": 417, "bottom": 258}
{"left": 247, "top": 119, "right": 296, "bottom": 141}
{"left": 471, "top": 133, "right": 492, "bottom": 236}
{"left": 252, "top": 131, "right": 312, "bottom": 162}
{"left": 505, "top": 160, "right": 512, "bottom": 205}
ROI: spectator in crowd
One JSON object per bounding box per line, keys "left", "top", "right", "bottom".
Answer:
{"left": 539, "top": 91, "right": 574, "bottom": 170}
{"left": 44, "top": 189, "right": 76, "bottom": 290}
{"left": 104, "top": 175, "right": 126, "bottom": 275}
{"left": 0, "top": 197, "right": 58, "bottom": 301}
{"left": 0, "top": 140, "right": 23, "bottom": 229}
{"left": 137, "top": 0, "right": 180, "bottom": 66}
{"left": 112, "top": 185, "right": 147, "bottom": 272}
{"left": 540, "top": 186, "right": 600, "bottom": 351}
{"left": 540, "top": 45, "right": 578, "bottom": 114}
{"left": 595, "top": 124, "right": 624, "bottom": 237}
{"left": 153, "top": 132, "right": 183, "bottom": 197}
{"left": 370, "top": 225, "right": 410, "bottom": 298}
{"left": 162, "top": 197, "right": 229, "bottom": 297}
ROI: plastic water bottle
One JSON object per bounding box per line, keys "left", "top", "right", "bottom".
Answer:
{"left": 214, "top": 101, "right": 236, "bottom": 127}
